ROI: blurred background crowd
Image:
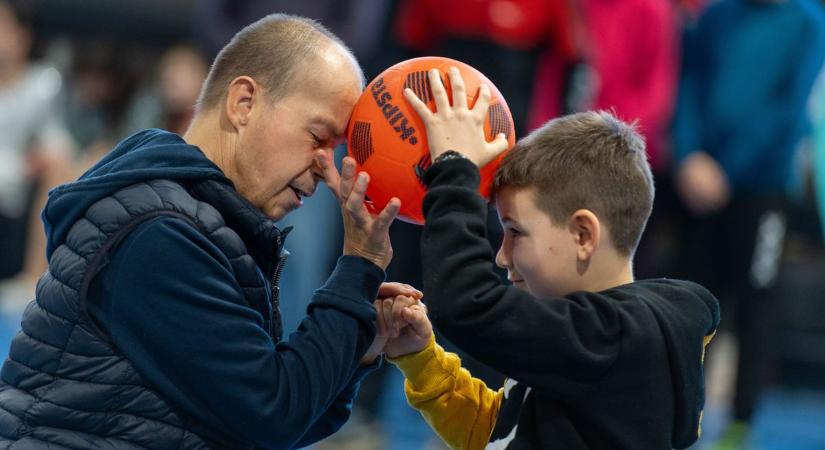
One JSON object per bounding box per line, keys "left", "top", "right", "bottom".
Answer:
{"left": 1, "top": 0, "right": 825, "bottom": 449}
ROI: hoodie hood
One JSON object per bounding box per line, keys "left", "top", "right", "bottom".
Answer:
{"left": 43, "top": 129, "right": 230, "bottom": 259}
{"left": 634, "top": 279, "right": 720, "bottom": 449}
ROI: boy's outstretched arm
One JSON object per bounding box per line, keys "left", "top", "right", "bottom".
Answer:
{"left": 406, "top": 67, "right": 624, "bottom": 394}
{"left": 380, "top": 297, "right": 502, "bottom": 450}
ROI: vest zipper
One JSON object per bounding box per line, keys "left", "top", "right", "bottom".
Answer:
{"left": 268, "top": 226, "right": 292, "bottom": 340}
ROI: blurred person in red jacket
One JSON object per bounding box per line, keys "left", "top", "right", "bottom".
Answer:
{"left": 528, "top": 0, "right": 679, "bottom": 172}
{"left": 395, "top": 0, "right": 576, "bottom": 136}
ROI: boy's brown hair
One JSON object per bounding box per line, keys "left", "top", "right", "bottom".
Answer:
{"left": 493, "top": 110, "right": 654, "bottom": 256}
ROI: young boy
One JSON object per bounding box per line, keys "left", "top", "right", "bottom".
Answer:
{"left": 377, "top": 68, "right": 720, "bottom": 450}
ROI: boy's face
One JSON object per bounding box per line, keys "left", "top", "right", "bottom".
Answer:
{"left": 495, "top": 185, "right": 580, "bottom": 298}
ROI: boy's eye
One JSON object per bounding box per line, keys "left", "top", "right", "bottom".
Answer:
{"left": 507, "top": 228, "right": 522, "bottom": 237}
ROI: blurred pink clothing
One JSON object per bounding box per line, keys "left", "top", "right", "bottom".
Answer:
{"left": 528, "top": 0, "right": 679, "bottom": 171}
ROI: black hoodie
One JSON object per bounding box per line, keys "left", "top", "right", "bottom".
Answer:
{"left": 420, "top": 158, "right": 720, "bottom": 449}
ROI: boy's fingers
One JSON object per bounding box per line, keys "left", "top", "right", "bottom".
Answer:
{"left": 404, "top": 88, "right": 433, "bottom": 120}
{"left": 402, "top": 307, "right": 431, "bottom": 339}
{"left": 448, "top": 67, "right": 467, "bottom": 110}
{"left": 491, "top": 132, "right": 509, "bottom": 150}
{"left": 473, "top": 84, "right": 492, "bottom": 118}
{"left": 428, "top": 69, "right": 450, "bottom": 113}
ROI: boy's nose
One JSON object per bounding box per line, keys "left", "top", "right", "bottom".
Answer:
{"left": 495, "top": 246, "right": 509, "bottom": 269}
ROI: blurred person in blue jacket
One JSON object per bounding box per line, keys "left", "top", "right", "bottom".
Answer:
{"left": 671, "top": 0, "right": 825, "bottom": 448}
{"left": 0, "top": 13, "right": 419, "bottom": 449}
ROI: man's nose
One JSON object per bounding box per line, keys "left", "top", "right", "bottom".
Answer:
{"left": 297, "top": 169, "right": 319, "bottom": 197}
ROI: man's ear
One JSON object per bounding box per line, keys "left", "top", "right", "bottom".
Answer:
{"left": 570, "top": 209, "right": 600, "bottom": 262}
{"left": 224, "top": 76, "right": 257, "bottom": 131}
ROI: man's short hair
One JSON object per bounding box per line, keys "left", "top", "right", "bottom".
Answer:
{"left": 196, "top": 13, "right": 362, "bottom": 112}
{"left": 493, "top": 110, "right": 654, "bottom": 256}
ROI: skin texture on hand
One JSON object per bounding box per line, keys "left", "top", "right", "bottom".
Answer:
{"left": 316, "top": 152, "right": 400, "bottom": 270}
{"left": 360, "top": 285, "right": 424, "bottom": 365}
{"left": 403, "top": 67, "right": 509, "bottom": 167}
{"left": 376, "top": 295, "right": 433, "bottom": 359}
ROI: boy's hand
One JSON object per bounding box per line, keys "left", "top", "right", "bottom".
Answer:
{"left": 377, "top": 295, "right": 433, "bottom": 358}
{"left": 360, "top": 284, "right": 423, "bottom": 366}
{"left": 403, "top": 67, "right": 509, "bottom": 168}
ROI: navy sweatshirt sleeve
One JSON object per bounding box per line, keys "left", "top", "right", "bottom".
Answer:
{"left": 87, "top": 216, "right": 384, "bottom": 449}
{"left": 420, "top": 159, "right": 623, "bottom": 393}
{"left": 292, "top": 362, "right": 380, "bottom": 448}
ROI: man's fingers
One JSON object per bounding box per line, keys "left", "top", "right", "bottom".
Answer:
{"left": 345, "top": 172, "right": 369, "bottom": 217}
{"left": 374, "top": 299, "right": 389, "bottom": 337}
{"left": 391, "top": 297, "right": 410, "bottom": 336}
{"left": 338, "top": 157, "right": 357, "bottom": 204}
{"left": 391, "top": 295, "right": 413, "bottom": 322}
{"left": 448, "top": 67, "right": 467, "bottom": 110}
{"left": 428, "top": 69, "right": 450, "bottom": 113}
{"left": 315, "top": 150, "right": 341, "bottom": 197}
{"left": 377, "top": 282, "right": 422, "bottom": 299}
{"left": 403, "top": 284, "right": 423, "bottom": 300}
{"left": 382, "top": 298, "right": 396, "bottom": 338}
{"left": 373, "top": 197, "right": 400, "bottom": 231}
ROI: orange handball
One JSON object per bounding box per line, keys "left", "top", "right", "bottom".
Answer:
{"left": 346, "top": 56, "right": 516, "bottom": 224}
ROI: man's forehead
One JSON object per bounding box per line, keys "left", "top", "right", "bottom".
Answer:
{"left": 310, "top": 115, "right": 346, "bottom": 139}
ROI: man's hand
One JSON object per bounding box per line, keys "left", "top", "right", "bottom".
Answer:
{"left": 377, "top": 282, "right": 423, "bottom": 301}
{"left": 377, "top": 295, "right": 432, "bottom": 358}
{"left": 403, "top": 67, "right": 509, "bottom": 167}
{"left": 316, "top": 152, "right": 400, "bottom": 270}
{"left": 676, "top": 151, "right": 730, "bottom": 215}
{"left": 359, "top": 283, "right": 423, "bottom": 365}
{"left": 360, "top": 303, "right": 389, "bottom": 365}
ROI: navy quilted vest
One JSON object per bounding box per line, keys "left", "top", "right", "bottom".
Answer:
{"left": 0, "top": 178, "right": 283, "bottom": 449}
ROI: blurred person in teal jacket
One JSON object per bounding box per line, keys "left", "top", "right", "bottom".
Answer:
{"left": 671, "top": 0, "right": 825, "bottom": 448}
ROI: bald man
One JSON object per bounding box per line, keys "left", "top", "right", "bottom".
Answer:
{"left": 0, "top": 14, "right": 416, "bottom": 449}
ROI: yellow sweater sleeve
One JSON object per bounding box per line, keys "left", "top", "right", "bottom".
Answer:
{"left": 389, "top": 337, "right": 503, "bottom": 450}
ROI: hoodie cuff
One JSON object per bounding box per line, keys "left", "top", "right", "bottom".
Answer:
{"left": 309, "top": 256, "right": 385, "bottom": 324}
{"left": 387, "top": 335, "right": 450, "bottom": 391}
{"left": 423, "top": 157, "right": 481, "bottom": 190}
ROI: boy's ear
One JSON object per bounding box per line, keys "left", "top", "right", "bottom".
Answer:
{"left": 570, "top": 209, "right": 600, "bottom": 261}
{"left": 225, "top": 76, "right": 257, "bottom": 130}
